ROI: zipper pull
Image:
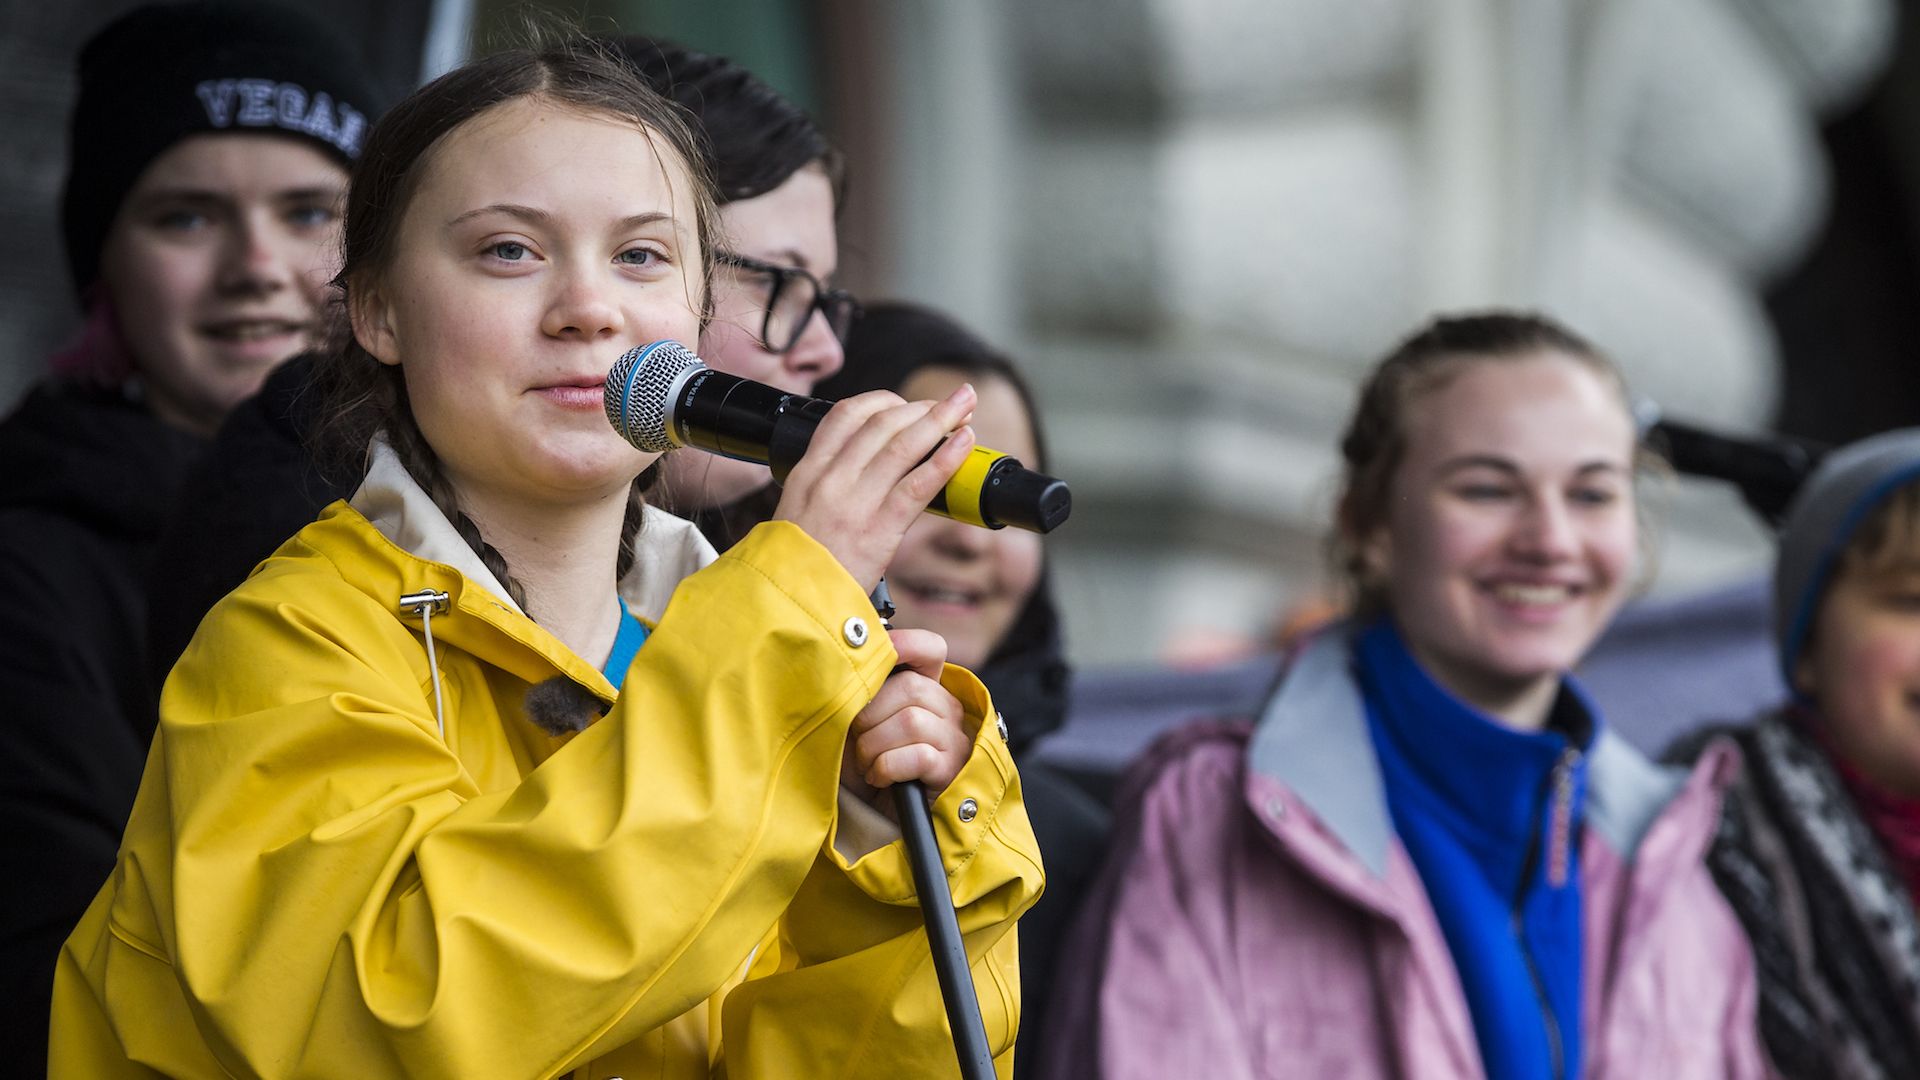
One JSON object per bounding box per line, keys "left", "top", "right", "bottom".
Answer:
{"left": 1547, "top": 747, "right": 1580, "bottom": 888}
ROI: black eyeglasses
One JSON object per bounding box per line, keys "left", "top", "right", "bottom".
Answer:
{"left": 716, "top": 251, "right": 860, "bottom": 354}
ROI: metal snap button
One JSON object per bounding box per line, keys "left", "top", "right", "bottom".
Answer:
{"left": 995, "top": 712, "right": 1009, "bottom": 741}
{"left": 958, "top": 798, "right": 979, "bottom": 822}
{"left": 842, "top": 616, "right": 869, "bottom": 647}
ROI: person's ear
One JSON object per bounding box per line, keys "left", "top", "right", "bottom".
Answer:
{"left": 1792, "top": 644, "right": 1818, "bottom": 698}
{"left": 1359, "top": 526, "right": 1393, "bottom": 586}
{"left": 348, "top": 278, "right": 402, "bottom": 367}
{"left": 1339, "top": 495, "right": 1393, "bottom": 586}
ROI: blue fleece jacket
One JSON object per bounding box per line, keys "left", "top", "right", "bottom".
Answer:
{"left": 1355, "top": 619, "right": 1595, "bottom": 1080}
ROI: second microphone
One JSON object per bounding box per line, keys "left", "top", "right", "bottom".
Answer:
{"left": 605, "top": 340, "right": 1072, "bottom": 534}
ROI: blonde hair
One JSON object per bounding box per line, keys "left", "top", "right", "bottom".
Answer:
{"left": 1838, "top": 480, "right": 1920, "bottom": 579}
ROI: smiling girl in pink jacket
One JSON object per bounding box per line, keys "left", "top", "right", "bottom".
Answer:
{"left": 1045, "top": 312, "right": 1768, "bottom": 1079}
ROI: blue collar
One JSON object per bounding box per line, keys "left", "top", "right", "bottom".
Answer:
{"left": 601, "top": 599, "right": 650, "bottom": 693}
{"left": 1247, "top": 624, "right": 1686, "bottom": 879}
{"left": 1355, "top": 619, "right": 1596, "bottom": 848}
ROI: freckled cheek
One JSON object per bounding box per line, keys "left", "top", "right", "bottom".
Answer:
{"left": 401, "top": 276, "right": 509, "bottom": 361}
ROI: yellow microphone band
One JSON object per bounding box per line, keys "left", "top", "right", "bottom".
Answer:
{"left": 945, "top": 445, "right": 1009, "bottom": 527}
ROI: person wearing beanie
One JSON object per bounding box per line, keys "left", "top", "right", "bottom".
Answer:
{"left": 0, "top": 3, "right": 380, "bottom": 1070}
{"left": 813, "top": 301, "right": 1107, "bottom": 1076}
{"left": 1668, "top": 427, "right": 1920, "bottom": 1080}
{"left": 143, "top": 35, "right": 851, "bottom": 684}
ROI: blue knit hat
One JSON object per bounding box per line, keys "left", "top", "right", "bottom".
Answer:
{"left": 1774, "top": 428, "right": 1920, "bottom": 684}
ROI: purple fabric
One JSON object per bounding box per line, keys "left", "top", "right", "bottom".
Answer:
{"left": 1574, "top": 576, "right": 1782, "bottom": 753}
{"left": 1039, "top": 639, "right": 1771, "bottom": 1079}
{"left": 1031, "top": 578, "right": 1781, "bottom": 791}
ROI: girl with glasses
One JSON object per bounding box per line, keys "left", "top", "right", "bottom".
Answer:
{"left": 624, "top": 38, "right": 862, "bottom": 551}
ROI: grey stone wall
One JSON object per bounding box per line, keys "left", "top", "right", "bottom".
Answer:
{"left": 870, "top": 0, "right": 1895, "bottom": 665}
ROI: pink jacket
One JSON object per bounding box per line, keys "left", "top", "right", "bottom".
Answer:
{"left": 1042, "top": 632, "right": 1770, "bottom": 1079}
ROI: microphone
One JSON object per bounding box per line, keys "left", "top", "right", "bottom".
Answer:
{"left": 1638, "top": 402, "right": 1825, "bottom": 527}
{"left": 605, "top": 340, "right": 1072, "bottom": 533}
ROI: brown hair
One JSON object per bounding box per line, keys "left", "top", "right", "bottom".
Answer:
{"left": 313, "top": 35, "right": 719, "bottom": 615}
{"left": 1839, "top": 481, "right": 1920, "bottom": 581}
{"left": 1331, "top": 310, "right": 1653, "bottom": 617}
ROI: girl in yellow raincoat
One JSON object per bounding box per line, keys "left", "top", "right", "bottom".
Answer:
{"left": 51, "top": 35, "right": 1042, "bottom": 1079}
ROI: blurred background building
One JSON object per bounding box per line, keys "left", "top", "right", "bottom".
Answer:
{"left": 3, "top": 0, "right": 1914, "bottom": 667}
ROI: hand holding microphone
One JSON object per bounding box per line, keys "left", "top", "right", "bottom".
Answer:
{"left": 774, "top": 384, "right": 979, "bottom": 591}
{"left": 605, "top": 341, "right": 1073, "bottom": 588}
{"left": 606, "top": 342, "right": 1035, "bottom": 1080}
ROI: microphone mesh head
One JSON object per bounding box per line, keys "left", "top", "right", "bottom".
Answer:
{"left": 605, "top": 341, "right": 703, "bottom": 452}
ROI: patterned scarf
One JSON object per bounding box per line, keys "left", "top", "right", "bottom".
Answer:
{"left": 1815, "top": 717, "right": 1920, "bottom": 908}
{"left": 1676, "top": 712, "right": 1920, "bottom": 1080}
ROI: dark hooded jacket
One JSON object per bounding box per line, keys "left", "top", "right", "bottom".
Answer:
{"left": 0, "top": 381, "right": 202, "bottom": 1070}
{"left": 814, "top": 299, "right": 1110, "bottom": 1076}
{"left": 144, "top": 354, "right": 351, "bottom": 684}
{"left": 975, "top": 573, "right": 1108, "bottom": 1078}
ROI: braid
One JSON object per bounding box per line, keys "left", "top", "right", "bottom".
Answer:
{"left": 616, "top": 477, "right": 648, "bottom": 585}
{"left": 382, "top": 390, "right": 533, "bottom": 615}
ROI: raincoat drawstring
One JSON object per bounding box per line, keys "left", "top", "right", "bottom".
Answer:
{"left": 399, "top": 589, "right": 451, "bottom": 739}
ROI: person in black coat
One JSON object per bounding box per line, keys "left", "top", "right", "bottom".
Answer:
{"left": 0, "top": 4, "right": 381, "bottom": 1070}
{"left": 814, "top": 300, "right": 1110, "bottom": 1076}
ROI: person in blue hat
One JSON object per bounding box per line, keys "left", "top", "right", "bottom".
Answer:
{"left": 1671, "top": 427, "right": 1920, "bottom": 1080}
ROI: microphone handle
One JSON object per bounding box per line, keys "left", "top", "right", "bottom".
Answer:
{"left": 1653, "top": 421, "right": 1822, "bottom": 527}
{"left": 894, "top": 779, "right": 997, "bottom": 1080}
{"left": 867, "top": 577, "right": 996, "bottom": 1080}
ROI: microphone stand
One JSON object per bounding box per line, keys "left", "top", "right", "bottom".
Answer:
{"left": 870, "top": 578, "right": 996, "bottom": 1080}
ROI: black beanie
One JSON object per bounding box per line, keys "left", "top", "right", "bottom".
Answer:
{"left": 817, "top": 301, "right": 1049, "bottom": 471}
{"left": 818, "top": 301, "right": 1007, "bottom": 399}
{"left": 61, "top": 1, "right": 384, "bottom": 299}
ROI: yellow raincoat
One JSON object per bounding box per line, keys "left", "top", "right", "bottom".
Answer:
{"left": 50, "top": 445, "right": 1043, "bottom": 1078}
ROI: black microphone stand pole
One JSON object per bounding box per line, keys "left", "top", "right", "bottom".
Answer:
{"left": 870, "top": 578, "right": 996, "bottom": 1080}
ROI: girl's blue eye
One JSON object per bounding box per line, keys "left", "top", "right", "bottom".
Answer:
{"left": 489, "top": 241, "right": 530, "bottom": 261}
{"left": 1570, "top": 487, "right": 1619, "bottom": 507}
{"left": 616, "top": 247, "right": 660, "bottom": 267}
{"left": 155, "top": 210, "right": 208, "bottom": 231}
{"left": 287, "top": 204, "right": 336, "bottom": 229}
